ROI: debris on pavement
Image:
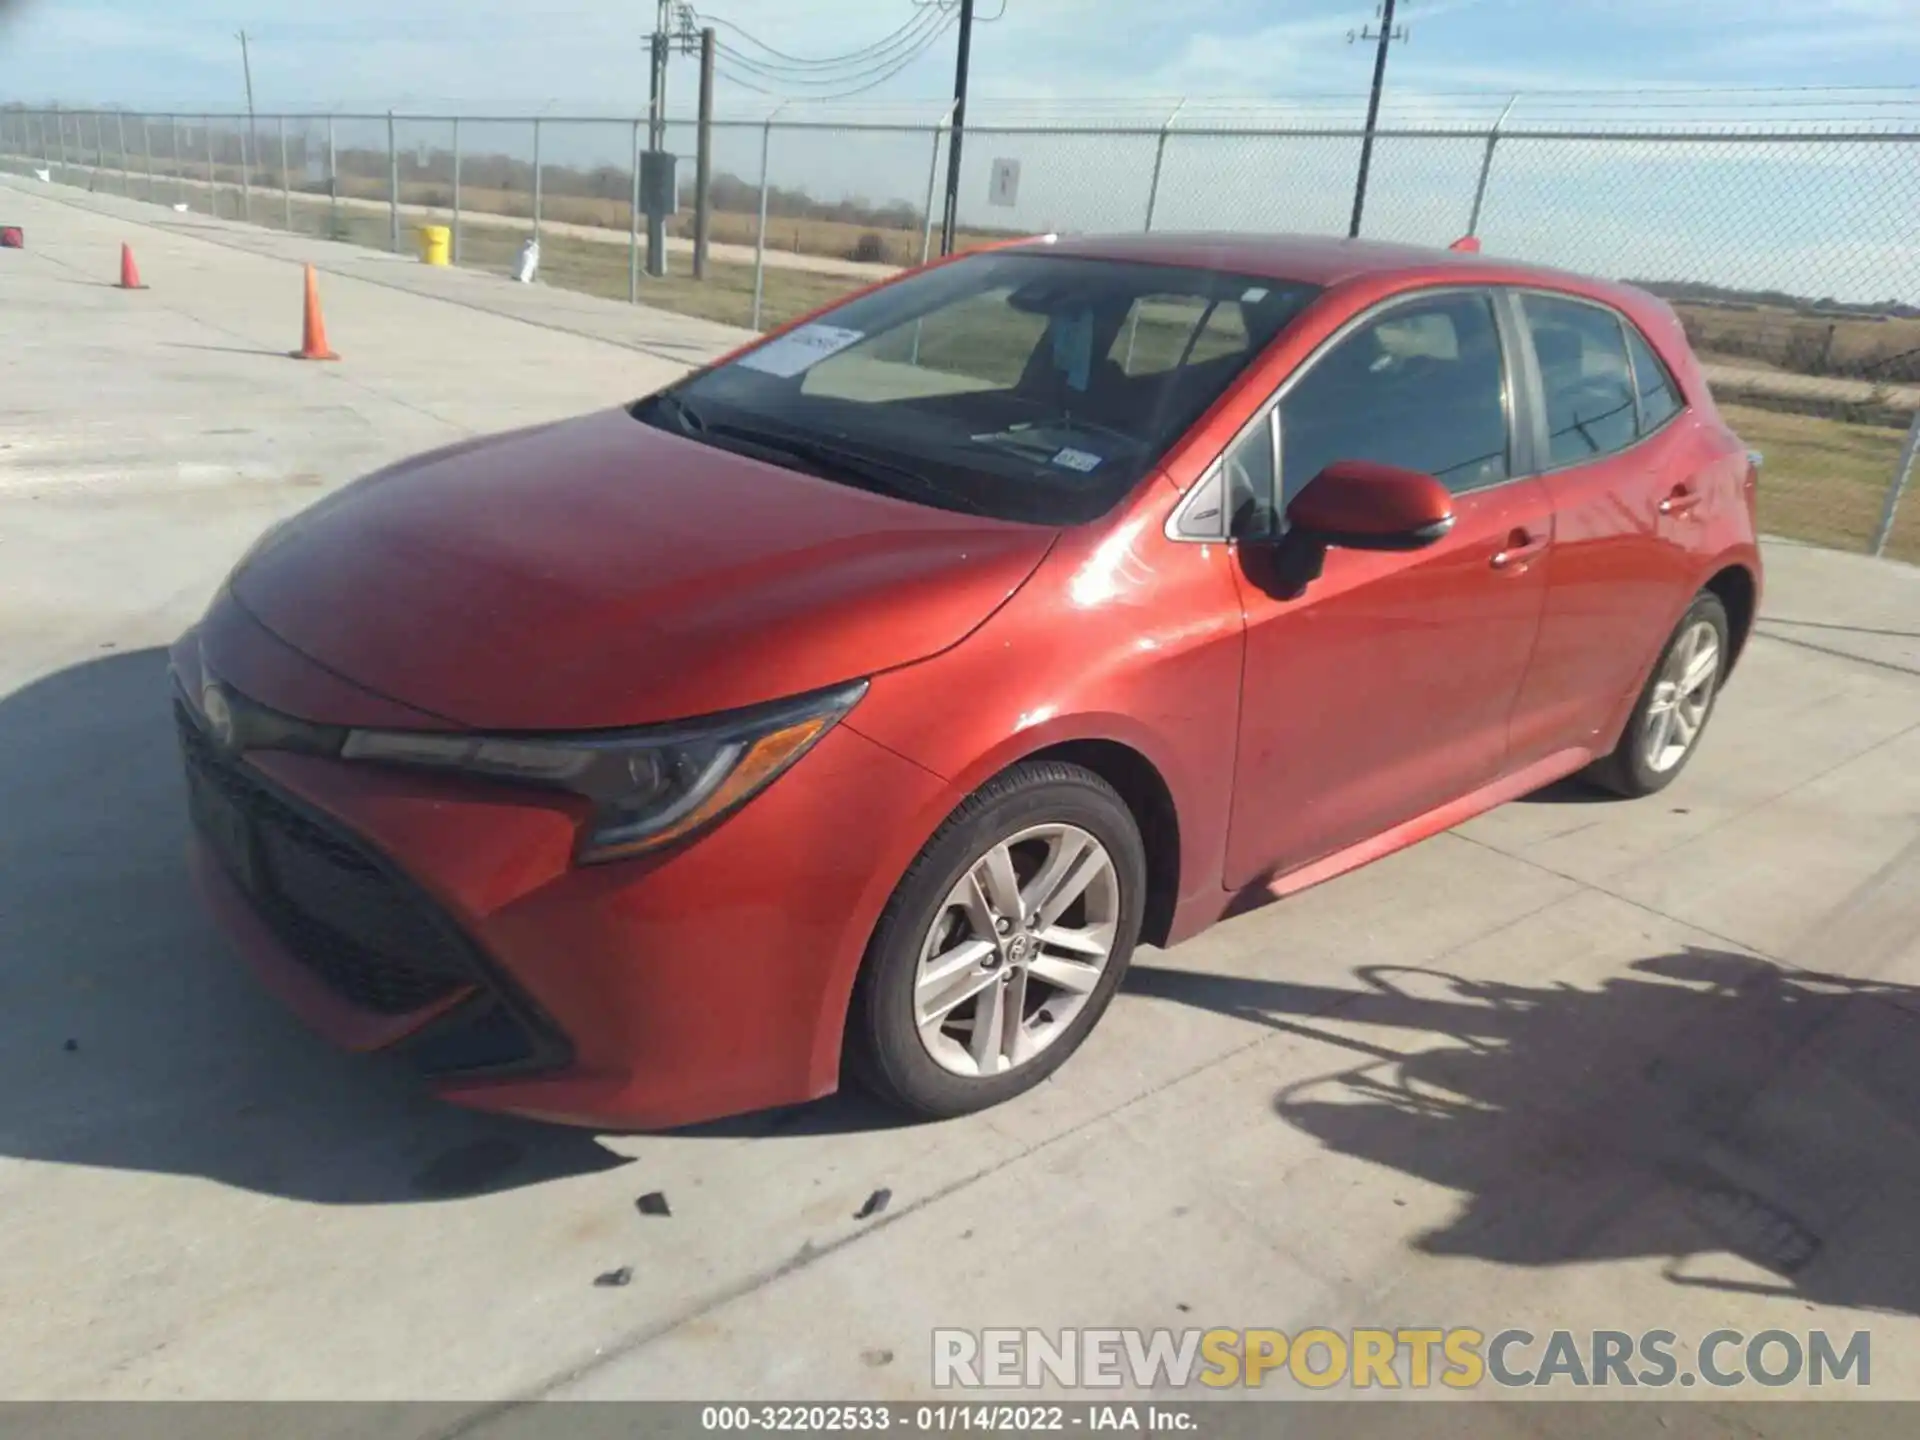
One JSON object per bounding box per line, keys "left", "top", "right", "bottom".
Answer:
{"left": 594, "top": 1266, "right": 634, "bottom": 1288}
{"left": 63, "top": 1038, "right": 78, "bottom": 1053}
{"left": 635, "top": 1191, "right": 672, "bottom": 1217}
{"left": 855, "top": 1187, "right": 892, "bottom": 1220}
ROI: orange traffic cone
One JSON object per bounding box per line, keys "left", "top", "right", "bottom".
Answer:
{"left": 291, "top": 264, "right": 339, "bottom": 361}
{"left": 117, "top": 242, "right": 147, "bottom": 289}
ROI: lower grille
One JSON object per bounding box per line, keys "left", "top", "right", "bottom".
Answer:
{"left": 178, "top": 703, "right": 471, "bottom": 1015}
{"left": 175, "top": 692, "right": 571, "bottom": 1078}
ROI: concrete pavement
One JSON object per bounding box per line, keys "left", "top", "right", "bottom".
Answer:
{"left": 3, "top": 176, "right": 1919, "bottom": 1413}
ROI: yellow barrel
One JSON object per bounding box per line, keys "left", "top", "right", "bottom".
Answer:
{"left": 416, "top": 224, "right": 451, "bottom": 266}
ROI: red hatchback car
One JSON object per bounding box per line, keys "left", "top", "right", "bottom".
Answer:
{"left": 171, "top": 233, "right": 1761, "bottom": 1127}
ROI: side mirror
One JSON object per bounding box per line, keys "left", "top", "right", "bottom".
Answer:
{"left": 1285, "top": 460, "right": 1456, "bottom": 552}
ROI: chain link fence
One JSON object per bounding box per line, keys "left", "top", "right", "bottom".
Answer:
{"left": 1, "top": 105, "right": 1915, "bottom": 559}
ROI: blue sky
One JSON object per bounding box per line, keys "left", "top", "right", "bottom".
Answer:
{"left": 3, "top": 0, "right": 1918, "bottom": 115}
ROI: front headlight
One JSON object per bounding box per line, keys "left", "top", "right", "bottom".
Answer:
{"left": 341, "top": 681, "right": 867, "bottom": 863}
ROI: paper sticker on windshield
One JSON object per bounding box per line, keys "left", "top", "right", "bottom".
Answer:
{"left": 736, "top": 324, "right": 865, "bottom": 379}
{"left": 1051, "top": 447, "right": 1103, "bottom": 473}
{"left": 1241, "top": 286, "right": 1269, "bottom": 303}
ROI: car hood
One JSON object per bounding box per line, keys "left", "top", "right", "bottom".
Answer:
{"left": 231, "top": 407, "right": 1057, "bottom": 730}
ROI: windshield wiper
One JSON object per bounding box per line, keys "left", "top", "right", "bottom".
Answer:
{"left": 639, "top": 391, "right": 707, "bottom": 435}
{"left": 706, "top": 422, "right": 988, "bottom": 516}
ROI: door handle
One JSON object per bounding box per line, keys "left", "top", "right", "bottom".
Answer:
{"left": 1659, "top": 486, "right": 1701, "bottom": 517}
{"left": 1491, "top": 528, "right": 1549, "bottom": 570}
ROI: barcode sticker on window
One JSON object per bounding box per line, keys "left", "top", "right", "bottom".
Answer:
{"left": 1051, "top": 447, "right": 1103, "bottom": 473}
{"left": 736, "top": 324, "right": 865, "bottom": 379}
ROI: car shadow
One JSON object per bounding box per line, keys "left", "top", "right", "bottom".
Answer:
{"left": 1128, "top": 947, "right": 1920, "bottom": 1317}
{"left": 0, "top": 646, "right": 633, "bottom": 1203}
{"left": 1514, "top": 775, "right": 1614, "bottom": 804}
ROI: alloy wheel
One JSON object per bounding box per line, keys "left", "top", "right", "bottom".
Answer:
{"left": 912, "top": 823, "right": 1121, "bottom": 1079}
{"left": 1643, "top": 618, "right": 1722, "bottom": 774}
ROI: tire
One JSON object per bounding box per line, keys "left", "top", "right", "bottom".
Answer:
{"left": 846, "top": 761, "right": 1148, "bottom": 1119}
{"left": 1585, "top": 590, "right": 1731, "bottom": 798}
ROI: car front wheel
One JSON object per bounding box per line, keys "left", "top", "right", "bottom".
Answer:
{"left": 847, "top": 761, "right": 1146, "bottom": 1119}
{"left": 1588, "top": 589, "right": 1730, "bottom": 797}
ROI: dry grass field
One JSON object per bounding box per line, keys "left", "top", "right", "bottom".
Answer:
{"left": 312, "top": 172, "right": 1001, "bottom": 267}
{"left": 1722, "top": 403, "right": 1916, "bottom": 563}
{"left": 1677, "top": 303, "right": 1920, "bottom": 383}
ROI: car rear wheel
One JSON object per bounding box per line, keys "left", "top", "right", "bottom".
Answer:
{"left": 846, "top": 761, "right": 1146, "bottom": 1119}
{"left": 1586, "top": 590, "right": 1730, "bottom": 798}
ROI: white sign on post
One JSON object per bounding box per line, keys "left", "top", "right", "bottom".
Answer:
{"left": 988, "top": 157, "right": 1021, "bottom": 208}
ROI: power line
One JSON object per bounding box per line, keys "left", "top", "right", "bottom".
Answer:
{"left": 695, "top": 8, "right": 942, "bottom": 73}
{"left": 707, "top": 6, "right": 960, "bottom": 101}
{"left": 711, "top": 29, "right": 954, "bottom": 101}
{"left": 712, "top": 9, "right": 952, "bottom": 87}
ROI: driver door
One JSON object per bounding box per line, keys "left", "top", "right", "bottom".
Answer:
{"left": 1219, "top": 288, "right": 1554, "bottom": 890}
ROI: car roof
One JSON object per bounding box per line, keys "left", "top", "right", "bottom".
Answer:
{"left": 1024, "top": 230, "right": 1637, "bottom": 304}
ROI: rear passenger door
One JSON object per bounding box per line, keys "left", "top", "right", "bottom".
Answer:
{"left": 1219, "top": 288, "right": 1555, "bottom": 890}
{"left": 1502, "top": 291, "right": 1700, "bottom": 769}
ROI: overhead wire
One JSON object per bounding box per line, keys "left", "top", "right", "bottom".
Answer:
{"left": 712, "top": 10, "right": 950, "bottom": 88}
{"left": 705, "top": 5, "right": 960, "bottom": 101}
{"left": 710, "top": 39, "right": 951, "bottom": 101}
{"left": 693, "top": 8, "right": 944, "bottom": 74}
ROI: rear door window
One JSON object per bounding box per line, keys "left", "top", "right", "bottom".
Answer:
{"left": 1521, "top": 295, "right": 1639, "bottom": 466}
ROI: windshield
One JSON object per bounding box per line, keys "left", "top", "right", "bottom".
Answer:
{"left": 633, "top": 251, "right": 1319, "bottom": 526}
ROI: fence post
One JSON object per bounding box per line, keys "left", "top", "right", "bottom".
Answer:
{"left": 1870, "top": 409, "right": 1920, "bottom": 559}
{"left": 387, "top": 111, "right": 401, "bottom": 252}
{"left": 1143, "top": 98, "right": 1187, "bottom": 232}
{"left": 1465, "top": 94, "right": 1519, "bottom": 237}
{"left": 141, "top": 117, "right": 155, "bottom": 200}
{"left": 750, "top": 107, "right": 784, "bottom": 332}
{"left": 114, "top": 112, "right": 129, "bottom": 194}
{"left": 279, "top": 115, "right": 291, "bottom": 230}
{"left": 172, "top": 117, "right": 183, "bottom": 206}
{"left": 54, "top": 108, "right": 66, "bottom": 183}
{"left": 92, "top": 113, "right": 105, "bottom": 189}
{"left": 204, "top": 116, "right": 216, "bottom": 216}
{"left": 629, "top": 118, "right": 642, "bottom": 303}
{"left": 239, "top": 114, "right": 253, "bottom": 222}
{"left": 920, "top": 103, "right": 956, "bottom": 265}
{"left": 327, "top": 116, "right": 337, "bottom": 237}
{"left": 451, "top": 117, "right": 462, "bottom": 264}
{"left": 531, "top": 117, "right": 543, "bottom": 243}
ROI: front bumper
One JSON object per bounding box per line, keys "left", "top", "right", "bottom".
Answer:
{"left": 170, "top": 609, "right": 951, "bottom": 1129}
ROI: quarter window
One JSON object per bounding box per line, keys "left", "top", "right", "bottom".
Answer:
{"left": 1623, "top": 324, "right": 1684, "bottom": 435}
{"left": 1277, "top": 291, "right": 1510, "bottom": 500}
{"left": 1522, "top": 295, "right": 1638, "bottom": 465}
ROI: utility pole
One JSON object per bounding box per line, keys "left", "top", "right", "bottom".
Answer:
{"left": 648, "top": 0, "right": 670, "bottom": 153}
{"left": 938, "top": 0, "right": 976, "bottom": 256}
{"left": 694, "top": 26, "right": 715, "bottom": 279}
{"left": 643, "top": 2, "right": 708, "bottom": 279}
{"left": 237, "top": 29, "right": 258, "bottom": 194}
{"left": 1347, "top": 0, "right": 1408, "bottom": 238}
